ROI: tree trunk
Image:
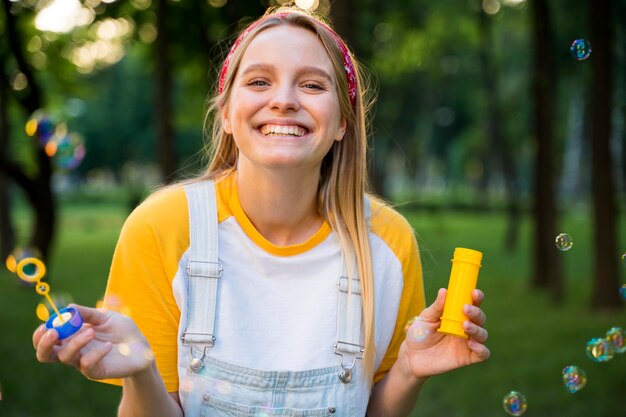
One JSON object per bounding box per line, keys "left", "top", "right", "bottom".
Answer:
{"left": 0, "top": 80, "right": 15, "bottom": 260}
{"left": 477, "top": 9, "right": 520, "bottom": 252}
{"left": 589, "top": 0, "right": 622, "bottom": 310}
{"left": 155, "top": 0, "right": 177, "bottom": 183}
{"left": 1, "top": 0, "right": 55, "bottom": 262}
{"left": 530, "top": 0, "right": 563, "bottom": 302}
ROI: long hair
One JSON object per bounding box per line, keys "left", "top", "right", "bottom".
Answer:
{"left": 199, "top": 7, "right": 377, "bottom": 379}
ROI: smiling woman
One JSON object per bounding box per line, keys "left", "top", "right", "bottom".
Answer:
{"left": 32, "top": 5, "right": 490, "bottom": 417}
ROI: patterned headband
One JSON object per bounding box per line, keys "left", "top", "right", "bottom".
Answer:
{"left": 218, "top": 12, "right": 357, "bottom": 106}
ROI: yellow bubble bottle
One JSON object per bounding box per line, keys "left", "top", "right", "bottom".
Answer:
{"left": 438, "top": 248, "right": 483, "bottom": 338}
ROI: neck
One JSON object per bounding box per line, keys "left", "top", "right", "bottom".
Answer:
{"left": 236, "top": 165, "right": 323, "bottom": 246}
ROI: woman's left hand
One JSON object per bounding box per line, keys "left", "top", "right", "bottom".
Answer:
{"left": 400, "top": 288, "right": 490, "bottom": 380}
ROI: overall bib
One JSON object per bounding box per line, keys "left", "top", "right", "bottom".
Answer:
{"left": 176, "top": 181, "right": 372, "bottom": 416}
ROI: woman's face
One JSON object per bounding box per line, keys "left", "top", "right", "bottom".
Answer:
{"left": 221, "top": 24, "right": 347, "bottom": 174}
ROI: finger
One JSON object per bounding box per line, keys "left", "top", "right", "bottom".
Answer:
{"left": 471, "top": 289, "right": 485, "bottom": 306}
{"left": 56, "top": 327, "right": 95, "bottom": 366}
{"left": 463, "top": 304, "right": 486, "bottom": 326}
{"left": 463, "top": 321, "right": 488, "bottom": 343}
{"left": 78, "top": 341, "right": 113, "bottom": 378}
{"left": 33, "top": 324, "right": 47, "bottom": 349}
{"left": 468, "top": 339, "right": 491, "bottom": 361}
{"left": 418, "top": 288, "right": 447, "bottom": 323}
{"left": 70, "top": 304, "right": 109, "bottom": 326}
{"left": 35, "top": 329, "right": 59, "bottom": 363}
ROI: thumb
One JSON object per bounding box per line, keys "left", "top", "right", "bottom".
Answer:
{"left": 419, "top": 288, "right": 447, "bottom": 322}
{"left": 70, "top": 304, "right": 109, "bottom": 326}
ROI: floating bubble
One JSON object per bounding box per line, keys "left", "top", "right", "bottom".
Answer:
{"left": 404, "top": 316, "right": 418, "bottom": 333}
{"left": 620, "top": 284, "right": 626, "bottom": 301}
{"left": 555, "top": 233, "right": 573, "bottom": 251}
{"left": 25, "top": 111, "right": 57, "bottom": 145}
{"left": 621, "top": 252, "right": 626, "bottom": 263}
{"left": 406, "top": 319, "right": 430, "bottom": 343}
{"left": 570, "top": 39, "right": 592, "bottom": 61}
{"left": 606, "top": 327, "right": 625, "bottom": 354}
{"left": 503, "top": 391, "right": 527, "bottom": 416}
{"left": 586, "top": 337, "right": 615, "bottom": 362}
{"left": 562, "top": 365, "right": 587, "bottom": 393}
{"left": 45, "top": 133, "right": 86, "bottom": 170}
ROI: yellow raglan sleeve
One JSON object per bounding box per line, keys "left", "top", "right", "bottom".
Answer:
{"left": 370, "top": 202, "right": 425, "bottom": 384}
{"left": 97, "top": 188, "right": 188, "bottom": 393}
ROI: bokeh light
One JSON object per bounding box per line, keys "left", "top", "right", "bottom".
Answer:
{"left": 586, "top": 337, "right": 615, "bottom": 362}
{"left": 570, "top": 39, "right": 592, "bottom": 61}
{"left": 503, "top": 391, "right": 527, "bottom": 416}
{"left": 605, "top": 327, "right": 625, "bottom": 354}
{"left": 562, "top": 365, "right": 587, "bottom": 393}
{"left": 35, "top": 0, "right": 95, "bottom": 33}
{"left": 295, "top": 0, "right": 319, "bottom": 11}
{"left": 555, "top": 233, "right": 573, "bottom": 251}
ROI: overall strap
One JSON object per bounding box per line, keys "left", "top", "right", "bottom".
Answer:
{"left": 181, "top": 180, "right": 222, "bottom": 347}
{"left": 334, "top": 197, "right": 371, "bottom": 383}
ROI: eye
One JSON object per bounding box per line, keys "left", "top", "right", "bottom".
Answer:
{"left": 302, "top": 82, "right": 326, "bottom": 91}
{"left": 246, "top": 79, "right": 269, "bottom": 87}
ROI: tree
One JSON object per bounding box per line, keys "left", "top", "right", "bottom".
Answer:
{"left": 589, "top": 0, "right": 622, "bottom": 310}
{"left": 530, "top": 0, "right": 563, "bottom": 302}
{"left": 0, "top": 0, "right": 56, "bottom": 261}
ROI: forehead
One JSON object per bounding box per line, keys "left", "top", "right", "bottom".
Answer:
{"left": 239, "top": 25, "right": 334, "bottom": 73}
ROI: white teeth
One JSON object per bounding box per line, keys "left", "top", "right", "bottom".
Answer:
{"left": 260, "top": 124, "right": 307, "bottom": 137}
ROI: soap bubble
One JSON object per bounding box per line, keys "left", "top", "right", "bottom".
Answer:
{"left": 586, "top": 337, "right": 615, "bottom": 362}
{"left": 45, "top": 133, "right": 86, "bottom": 170}
{"left": 25, "top": 111, "right": 56, "bottom": 145}
{"left": 555, "top": 233, "right": 573, "bottom": 251}
{"left": 570, "top": 39, "right": 592, "bottom": 60}
{"left": 406, "top": 319, "right": 430, "bottom": 343}
{"left": 503, "top": 391, "right": 527, "bottom": 416}
{"left": 620, "top": 284, "right": 626, "bottom": 301}
{"left": 404, "top": 316, "right": 418, "bottom": 333}
{"left": 562, "top": 365, "right": 587, "bottom": 393}
{"left": 605, "top": 327, "right": 625, "bottom": 354}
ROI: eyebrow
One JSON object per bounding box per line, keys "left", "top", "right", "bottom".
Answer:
{"left": 240, "top": 63, "right": 335, "bottom": 85}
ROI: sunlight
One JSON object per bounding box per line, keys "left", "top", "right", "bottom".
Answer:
{"left": 34, "top": 0, "right": 94, "bottom": 33}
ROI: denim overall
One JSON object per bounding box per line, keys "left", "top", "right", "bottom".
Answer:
{"left": 176, "top": 181, "right": 372, "bottom": 417}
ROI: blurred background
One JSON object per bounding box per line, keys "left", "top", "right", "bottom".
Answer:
{"left": 0, "top": 0, "right": 625, "bottom": 416}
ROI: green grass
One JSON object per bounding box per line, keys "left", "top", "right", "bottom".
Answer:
{"left": 0, "top": 202, "right": 624, "bottom": 416}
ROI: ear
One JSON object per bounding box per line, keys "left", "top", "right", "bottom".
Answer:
{"left": 335, "top": 117, "right": 348, "bottom": 141}
{"left": 221, "top": 104, "right": 232, "bottom": 134}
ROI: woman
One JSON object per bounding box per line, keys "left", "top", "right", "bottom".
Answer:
{"left": 33, "top": 6, "right": 489, "bottom": 416}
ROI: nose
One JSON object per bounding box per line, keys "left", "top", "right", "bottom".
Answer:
{"left": 268, "top": 84, "right": 300, "bottom": 112}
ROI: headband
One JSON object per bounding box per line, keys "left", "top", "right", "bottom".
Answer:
{"left": 218, "top": 12, "right": 357, "bottom": 106}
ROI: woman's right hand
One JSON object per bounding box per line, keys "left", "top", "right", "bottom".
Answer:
{"left": 33, "top": 304, "right": 153, "bottom": 380}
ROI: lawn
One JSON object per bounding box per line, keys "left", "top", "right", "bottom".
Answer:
{"left": 0, "top": 200, "right": 624, "bottom": 417}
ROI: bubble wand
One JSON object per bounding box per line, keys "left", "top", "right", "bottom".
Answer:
{"left": 16, "top": 257, "right": 83, "bottom": 339}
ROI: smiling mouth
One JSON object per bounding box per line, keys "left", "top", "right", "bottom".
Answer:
{"left": 259, "top": 124, "right": 309, "bottom": 137}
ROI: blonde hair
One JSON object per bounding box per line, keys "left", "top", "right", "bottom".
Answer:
{"left": 199, "top": 7, "right": 377, "bottom": 379}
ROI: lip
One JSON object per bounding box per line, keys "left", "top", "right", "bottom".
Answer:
{"left": 256, "top": 119, "right": 312, "bottom": 137}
